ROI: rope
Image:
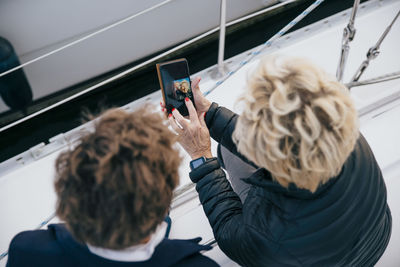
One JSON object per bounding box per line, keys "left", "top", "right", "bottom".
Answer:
{"left": 0, "top": 0, "right": 175, "bottom": 78}
{"left": 0, "top": 212, "right": 56, "bottom": 261}
{"left": 346, "top": 71, "right": 400, "bottom": 88}
{"left": 203, "top": 0, "right": 325, "bottom": 96}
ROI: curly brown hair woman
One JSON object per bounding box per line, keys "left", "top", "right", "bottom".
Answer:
{"left": 7, "top": 107, "right": 218, "bottom": 267}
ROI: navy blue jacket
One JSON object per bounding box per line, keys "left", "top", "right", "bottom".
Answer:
{"left": 6, "top": 224, "right": 218, "bottom": 267}
{"left": 191, "top": 103, "right": 392, "bottom": 266}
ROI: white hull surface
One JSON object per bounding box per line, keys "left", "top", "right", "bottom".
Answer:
{"left": 0, "top": 0, "right": 277, "bottom": 113}
{"left": 1, "top": 0, "right": 400, "bottom": 266}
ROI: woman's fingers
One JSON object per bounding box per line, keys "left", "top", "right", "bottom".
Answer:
{"left": 159, "top": 101, "right": 167, "bottom": 116}
{"left": 160, "top": 100, "right": 166, "bottom": 109}
{"left": 190, "top": 76, "right": 212, "bottom": 115}
{"left": 168, "top": 100, "right": 212, "bottom": 159}
{"left": 185, "top": 98, "right": 199, "bottom": 124}
{"left": 172, "top": 108, "right": 188, "bottom": 128}
{"left": 168, "top": 114, "right": 183, "bottom": 134}
{"left": 191, "top": 76, "right": 201, "bottom": 91}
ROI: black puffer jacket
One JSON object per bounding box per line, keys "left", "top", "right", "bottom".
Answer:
{"left": 190, "top": 103, "right": 392, "bottom": 266}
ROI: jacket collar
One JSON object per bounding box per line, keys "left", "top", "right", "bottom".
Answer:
{"left": 86, "top": 222, "right": 167, "bottom": 262}
{"left": 243, "top": 137, "right": 364, "bottom": 200}
{"left": 50, "top": 224, "right": 212, "bottom": 266}
{"left": 244, "top": 167, "right": 342, "bottom": 200}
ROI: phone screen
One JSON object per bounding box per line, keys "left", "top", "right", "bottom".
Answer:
{"left": 157, "top": 59, "right": 194, "bottom": 116}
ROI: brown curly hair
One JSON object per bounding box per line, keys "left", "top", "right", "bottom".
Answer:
{"left": 54, "top": 107, "right": 181, "bottom": 249}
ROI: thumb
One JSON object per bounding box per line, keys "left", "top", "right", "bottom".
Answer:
{"left": 191, "top": 77, "right": 201, "bottom": 91}
{"left": 199, "top": 112, "right": 207, "bottom": 127}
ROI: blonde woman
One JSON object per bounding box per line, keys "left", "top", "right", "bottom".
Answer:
{"left": 181, "top": 80, "right": 190, "bottom": 93}
{"left": 169, "top": 56, "right": 392, "bottom": 266}
{"left": 173, "top": 79, "right": 191, "bottom": 101}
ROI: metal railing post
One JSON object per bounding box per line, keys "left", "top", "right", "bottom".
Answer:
{"left": 336, "top": 0, "right": 360, "bottom": 82}
{"left": 217, "top": 0, "right": 227, "bottom": 75}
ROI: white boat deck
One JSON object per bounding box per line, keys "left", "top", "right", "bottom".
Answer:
{"left": 1, "top": 0, "right": 400, "bottom": 265}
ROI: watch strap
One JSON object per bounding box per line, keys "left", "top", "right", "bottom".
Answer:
{"left": 190, "top": 156, "right": 206, "bottom": 171}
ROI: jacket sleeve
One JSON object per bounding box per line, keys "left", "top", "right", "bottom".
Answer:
{"left": 190, "top": 158, "right": 282, "bottom": 266}
{"left": 205, "top": 102, "right": 258, "bottom": 168}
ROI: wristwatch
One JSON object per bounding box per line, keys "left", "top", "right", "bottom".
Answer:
{"left": 190, "top": 156, "right": 206, "bottom": 171}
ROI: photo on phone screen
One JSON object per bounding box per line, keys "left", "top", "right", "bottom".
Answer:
{"left": 156, "top": 59, "right": 194, "bottom": 116}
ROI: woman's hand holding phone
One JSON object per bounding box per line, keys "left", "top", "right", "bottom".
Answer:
{"left": 168, "top": 97, "right": 212, "bottom": 160}
{"left": 191, "top": 77, "right": 212, "bottom": 116}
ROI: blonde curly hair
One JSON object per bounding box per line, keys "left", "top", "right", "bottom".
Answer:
{"left": 233, "top": 56, "right": 359, "bottom": 192}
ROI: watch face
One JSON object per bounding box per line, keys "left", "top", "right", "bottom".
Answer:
{"left": 190, "top": 157, "right": 206, "bottom": 170}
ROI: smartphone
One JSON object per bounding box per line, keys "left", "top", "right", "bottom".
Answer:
{"left": 156, "top": 58, "right": 194, "bottom": 117}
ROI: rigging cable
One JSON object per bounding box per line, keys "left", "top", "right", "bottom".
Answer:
{"left": 203, "top": 0, "right": 325, "bottom": 96}
{"left": 0, "top": 0, "right": 176, "bottom": 79}
{"left": 346, "top": 71, "right": 400, "bottom": 88}
{"left": 350, "top": 9, "right": 400, "bottom": 82}
{"left": 336, "top": 0, "right": 360, "bottom": 82}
